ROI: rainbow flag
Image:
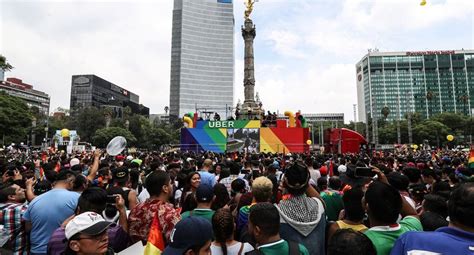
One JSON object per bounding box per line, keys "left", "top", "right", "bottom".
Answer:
{"left": 143, "top": 213, "right": 165, "bottom": 255}
{"left": 469, "top": 148, "right": 474, "bottom": 169}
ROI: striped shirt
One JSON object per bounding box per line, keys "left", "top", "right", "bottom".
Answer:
{"left": 0, "top": 202, "right": 29, "bottom": 255}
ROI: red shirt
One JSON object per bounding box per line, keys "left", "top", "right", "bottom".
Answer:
{"left": 128, "top": 199, "right": 181, "bottom": 244}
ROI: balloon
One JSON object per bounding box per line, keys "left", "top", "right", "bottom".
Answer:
{"left": 447, "top": 135, "right": 454, "bottom": 142}
{"left": 306, "top": 140, "right": 312, "bottom": 145}
{"left": 60, "top": 129, "right": 70, "bottom": 138}
{"left": 413, "top": 144, "right": 418, "bottom": 150}
{"left": 420, "top": 0, "right": 426, "bottom": 6}
{"left": 106, "top": 136, "right": 127, "bottom": 156}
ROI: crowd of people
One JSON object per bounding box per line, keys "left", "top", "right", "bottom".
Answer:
{"left": 1, "top": 146, "right": 473, "bottom": 255}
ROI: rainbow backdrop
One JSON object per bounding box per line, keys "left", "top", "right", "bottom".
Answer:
{"left": 180, "top": 120, "right": 309, "bottom": 153}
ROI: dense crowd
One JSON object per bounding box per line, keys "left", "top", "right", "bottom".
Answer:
{"left": 1, "top": 147, "right": 473, "bottom": 255}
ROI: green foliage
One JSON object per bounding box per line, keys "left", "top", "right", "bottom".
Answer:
{"left": 92, "top": 127, "right": 137, "bottom": 148}
{"left": 68, "top": 107, "right": 180, "bottom": 149}
{"left": 0, "top": 54, "right": 13, "bottom": 71}
{"left": 71, "top": 107, "right": 106, "bottom": 142}
{"left": 413, "top": 120, "right": 450, "bottom": 146}
{"left": 0, "top": 91, "right": 32, "bottom": 145}
{"left": 343, "top": 111, "right": 472, "bottom": 146}
{"left": 432, "top": 112, "right": 467, "bottom": 133}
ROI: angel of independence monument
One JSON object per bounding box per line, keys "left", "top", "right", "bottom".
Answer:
{"left": 236, "top": 0, "right": 263, "bottom": 120}
{"left": 180, "top": 1, "right": 311, "bottom": 154}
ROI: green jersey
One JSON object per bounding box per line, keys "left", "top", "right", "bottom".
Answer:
{"left": 364, "top": 216, "right": 423, "bottom": 255}
{"left": 258, "top": 240, "right": 309, "bottom": 255}
{"left": 181, "top": 208, "right": 215, "bottom": 222}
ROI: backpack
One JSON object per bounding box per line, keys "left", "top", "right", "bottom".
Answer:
{"left": 244, "top": 240, "right": 300, "bottom": 255}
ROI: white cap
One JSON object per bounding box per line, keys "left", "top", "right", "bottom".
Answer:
{"left": 65, "top": 212, "right": 112, "bottom": 240}
{"left": 338, "top": 165, "right": 347, "bottom": 174}
{"left": 70, "top": 158, "right": 80, "bottom": 167}
{"left": 126, "top": 155, "right": 134, "bottom": 161}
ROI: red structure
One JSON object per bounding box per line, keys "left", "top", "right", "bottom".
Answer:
{"left": 324, "top": 128, "right": 367, "bottom": 154}
{"left": 6, "top": 78, "right": 33, "bottom": 90}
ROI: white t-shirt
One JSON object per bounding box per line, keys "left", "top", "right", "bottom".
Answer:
{"left": 210, "top": 242, "right": 254, "bottom": 255}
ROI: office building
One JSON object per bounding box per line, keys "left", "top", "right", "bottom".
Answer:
{"left": 356, "top": 50, "right": 474, "bottom": 122}
{"left": 0, "top": 77, "right": 50, "bottom": 115}
{"left": 169, "top": 0, "right": 234, "bottom": 118}
{"left": 150, "top": 113, "right": 170, "bottom": 125}
{"left": 70, "top": 74, "right": 149, "bottom": 117}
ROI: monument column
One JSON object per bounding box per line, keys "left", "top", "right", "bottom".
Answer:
{"left": 238, "top": 0, "right": 262, "bottom": 120}
{"left": 243, "top": 18, "right": 256, "bottom": 104}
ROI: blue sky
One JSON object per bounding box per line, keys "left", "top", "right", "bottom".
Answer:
{"left": 1, "top": 0, "right": 473, "bottom": 122}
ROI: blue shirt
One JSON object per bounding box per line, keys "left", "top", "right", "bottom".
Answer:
{"left": 390, "top": 226, "right": 474, "bottom": 255}
{"left": 23, "top": 188, "right": 80, "bottom": 253}
{"left": 199, "top": 171, "right": 216, "bottom": 187}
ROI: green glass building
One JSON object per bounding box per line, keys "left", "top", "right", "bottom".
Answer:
{"left": 356, "top": 50, "right": 474, "bottom": 123}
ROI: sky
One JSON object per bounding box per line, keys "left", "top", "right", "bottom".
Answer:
{"left": 1, "top": 0, "right": 473, "bottom": 123}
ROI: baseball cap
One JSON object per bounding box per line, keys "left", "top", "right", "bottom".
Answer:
{"left": 338, "top": 165, "right": 347, "bottom": 174}
{"left": 65, "top": 212, "right": 112, "bottom": 240}
{"left": 115, "top": 155, "right": 125, "bottom": 162}
{"left": 70, "top": 158, "right": 80, "bottom": 167}
{"left": 196, "top": 184, "right": 214, "bottom": 203}
{"left": 163, "top": 217, "right": 213, "bottom": 255}
{"left": 131, "top": 158, "right": 142, "bottom": 166}
{"left": 319, "top": 165, "right": 328, "bottom": 176}
{"left": 113, "top": 167, "right": 129, "bottom": 182}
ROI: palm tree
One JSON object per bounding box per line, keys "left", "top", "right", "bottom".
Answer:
{"left": 459, "top": 94, "right": 468, "bottom": 115}
{"left": 426, "top": 91, "right": 434, "bottom": 118}
{"left": 0, "top": 55, "right": 13, "bottom": 71}
{"left": 381, "top": 106, "right": 390, "bottom": 120}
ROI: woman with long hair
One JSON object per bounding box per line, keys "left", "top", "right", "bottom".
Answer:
{"left": 212, "top": 183, "right": 231, "bottom": 211}
{"left": 211, "top": 208, "right": 254, "bottom": 255}
{"left": 179, "top": 172, "right": 201, "bottom": 212}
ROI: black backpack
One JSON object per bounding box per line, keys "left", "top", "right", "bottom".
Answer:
{"left": 244, "top": 240, "right": 301, "bottom": 255}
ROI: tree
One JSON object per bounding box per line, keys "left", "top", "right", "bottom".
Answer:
{"left": 0, "top": 91, "right": 32, "bottom": 145}
{"left": 0, "top": 54, "right": 13, "bottom": 72}
{"left": 413, "top": 120, "right": 450, "bottom": 147}
{"left": 381, "top": 106, "right": 390, "bottom": 120}
{"left": 92, "top": 127, "right": 137, "bottom": 148}
{"left": 426, "top": 91, "right": 435, "bottom": 117}
{"left": 71, "top": 107, "right": 106, "bottom": 142}
{"left": 433, "top": 112, "right": 467, "bottom": 134}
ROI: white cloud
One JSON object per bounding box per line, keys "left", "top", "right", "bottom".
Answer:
{"left": 1, "top": 0, "right": 173, "bottom": 113}
{"left": 243, "top": 0, "right": 473, "bottom": 122}
{"left": 1, "top": 0, "right": 472, "bottom": 124}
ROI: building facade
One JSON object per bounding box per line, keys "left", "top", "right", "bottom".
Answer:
{"left": 356, "top": 50, "right": 474, "bottom": 123}
{"left": 70, "top": 74, "right": 149, "bottom": 117}
{"left": 169, "top": 0, "right": 234, "bottom": 118}
{"left": 0, "top": 77, "right": 50, "bottom": 115}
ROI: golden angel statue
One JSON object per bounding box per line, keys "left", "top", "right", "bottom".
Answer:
{"left": 244, "top": 0, "right": 256, "bottom": 20}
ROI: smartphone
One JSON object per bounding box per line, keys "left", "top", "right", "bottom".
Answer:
{"left": 355, "top": 167, "right": 376, "bottom": 178}
{"left": 106, "top": 195, "right": 117, "bottom": 204}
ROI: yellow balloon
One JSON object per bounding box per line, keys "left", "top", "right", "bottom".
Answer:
{"left": 60, "top": 129, "right": 70, "bottom": 138}
{"left": 306, "top": 140, "right": 312, "bottom": 145}
{"left": 413, "top": 144, "right": 418, "bottom": 149}
{"left": 447, "top": 135, "right": 454, "bottom": 141}
{"left": 420, "top": 0, "right": 426, "bottom": 6}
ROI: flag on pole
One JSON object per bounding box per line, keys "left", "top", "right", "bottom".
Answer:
{"left": 143, "top": 213, "right": 165, "bottom": 255}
